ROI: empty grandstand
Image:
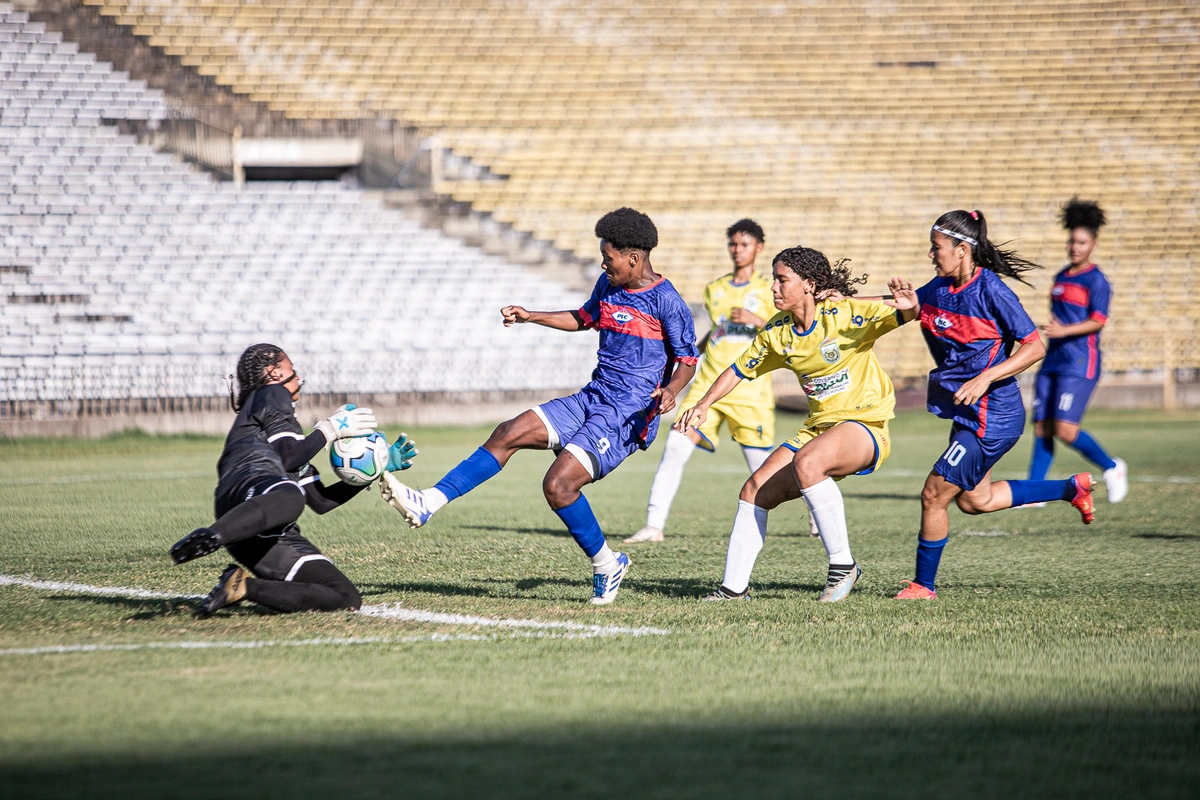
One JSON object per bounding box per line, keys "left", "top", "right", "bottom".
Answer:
{"left": 2, "top": 0, "right": 1197, "bottom": 434}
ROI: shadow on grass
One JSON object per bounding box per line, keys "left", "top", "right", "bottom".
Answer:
{"left": 632, "top": 578, "right": 823, "bottom": 598}
{"left": 1132, "top": 533, "right": 1198, "bottom": 541}
{"left": 45, "top": 594, "right": 206, "bottom": 620}
{"left": 357, "top": 582, "right": 493, "bottom": 599}
{"left": 2, "top": 712, "right": 1195, "bottom": 800}
{"left": 460, "top": 524, "right": 570, "bottom": 538}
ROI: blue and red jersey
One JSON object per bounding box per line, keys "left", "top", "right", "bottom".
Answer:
{"left": 1040, "top": 264, "right": 1111, "bottom": 379}
{"left": 915, "top": 269, "right": 1039, "bottom": 439}
{"left": 577, "top": 273, "right": 699, "bottom": 401}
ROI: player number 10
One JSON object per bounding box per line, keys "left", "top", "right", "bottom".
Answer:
{"left": 942, "top": 442, "right": 967, "bottom": 467}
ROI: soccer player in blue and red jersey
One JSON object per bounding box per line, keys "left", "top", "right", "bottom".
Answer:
{"left": 888, "top": 210, "right": 1096, "bottom": 600}
{"left": 1026, "top": 199, "right": 1127, "bottom": 502}
{"left": 382, "top": 208, "right": 699, "bottom": 605}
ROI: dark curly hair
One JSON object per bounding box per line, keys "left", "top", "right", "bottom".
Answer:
{"left": 726, "top": 218, "right": 764, "bottom": 243}
{"left": 229, "top": 342, "right": 284, "bottom": 411}
{"left": 932, "top": 209, "right": 1041, "bottom": 285}
{"left": 594, "top": 207, "right": 658, "bottom": 252}
{"left": 773, "top": 246, "right": 867, "bottom": 297}
{"left": 1060, "top": 197, "right": 1106, "bottom": 237}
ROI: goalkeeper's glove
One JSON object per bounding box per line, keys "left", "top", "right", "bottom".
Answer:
{"left": 386, "top": 433, "right": 419, "bottom": 471}
{"left": 314, "top": 403, "right": 377, "bottom": 443}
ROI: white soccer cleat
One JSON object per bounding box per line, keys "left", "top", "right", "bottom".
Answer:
{"left": 818, "top": 564, "right": 862, "bottom": 603}
{"left": 590, "top": 552, "right": 631, "bottom": 605}
{"left": 1103, "top": 457, "right": 1128, "bottom": 503}
{"left": 1014, "top": 502, "right": 1047, "bottom": 509}
{"left": 624, "top": 525, "right": 664, "bottom": 543}
{"left": 379, "top": 472, "right": 433, "bottom": 528}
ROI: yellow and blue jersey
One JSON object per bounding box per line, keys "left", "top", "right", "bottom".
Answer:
{"left": 695, "top": 272, "right": 775, "bottom": 408}
{"left": 732, "top": 297, "right": 900, "bottom": 428}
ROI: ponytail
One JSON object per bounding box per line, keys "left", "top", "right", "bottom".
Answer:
{"left": 932, "top": 209, "right": 1040, "bottom": 284}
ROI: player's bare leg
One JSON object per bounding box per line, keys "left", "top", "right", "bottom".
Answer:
{"left": 383, "top": 410, "right": 551, "bottom": 527}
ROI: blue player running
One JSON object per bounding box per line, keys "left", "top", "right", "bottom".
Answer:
{"left": 888, "top": 210, "right": 1096, "bottom": 600}
{"left": 1026, "top": 198, "right": 1127, "bottom": 502}
{"left": 382, "top": 208, "right": 699, "bottom": 604}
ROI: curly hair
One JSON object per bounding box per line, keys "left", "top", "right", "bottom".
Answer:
{"left": 230, "top": 342, "right": 283, "bottom": 411}
{"left": 932, "top": 209, "right": 1041, "bottom": 285}
{"left": 726, "top": 218, "right": 764, "bottom": 243}
{"left": 1059, "top": 197, "right": 1106, "bottom": 237}
{"left": 773, "top": 246, "right": 867, "bottom": 297}
{"left": 594, "top": 207, "right": 658, "bottom": 252}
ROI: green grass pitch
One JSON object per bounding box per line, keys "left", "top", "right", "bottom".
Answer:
{"left": 1, "top": 409, "right": 1197, "bottom": 798}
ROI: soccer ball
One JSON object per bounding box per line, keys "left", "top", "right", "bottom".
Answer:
{"left": 329, "top": 432, "right": 388, "bottom": 486}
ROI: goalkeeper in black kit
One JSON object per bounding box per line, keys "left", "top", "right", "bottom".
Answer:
{"left": 169, "top": 343, "right": 418, "bottom": 618}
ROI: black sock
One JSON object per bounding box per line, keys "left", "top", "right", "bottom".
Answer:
{"left": 826, "top": 562, "right": 856, "bottom": 585}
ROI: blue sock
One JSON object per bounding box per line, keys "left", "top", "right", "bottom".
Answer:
{"left": 1028, "top": 436, "right": 1054, "bottom": 480}
{"left": 914, "top": 536, "right": 948, "bottom": 592}
{"left": 1069, "top": 430, "right": 1117, "bottom": 471}
{"left": 553, "top": 494, "right": 606, "bottom": 557}
{"left": 433, "top": 447, "right": 502, "bottom": 502}
{"left": 1008, "top": 478, "right": 1075, "bottom": 507}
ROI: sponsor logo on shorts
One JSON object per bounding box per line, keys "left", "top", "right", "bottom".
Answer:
{"left": 597, "top": 437, "right": 611, "bottom": 454}
{"left": 801, "top": 368, "right": 851, "bottom": 400}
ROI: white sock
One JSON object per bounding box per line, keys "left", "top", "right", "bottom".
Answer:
{"left": 645, "top": 429, "right": 697, "bottom": 530}
{"left": 801, "top": 477, "right": 852, "bottom": 565}
{"left": 422, "top": 488, "right": 449, "bottom": 513}
{"left": 720, "top": 500, "right": 768, "bottom": 593}
{"left": 591, "top": 543, "right": 617, "bottom": 573}
{"left": 741, "top": 445, "right": 771, "bottom": 473}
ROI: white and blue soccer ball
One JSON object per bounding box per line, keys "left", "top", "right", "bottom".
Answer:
{"left": 329, "top": 431, "right": 388, "bottom": 486}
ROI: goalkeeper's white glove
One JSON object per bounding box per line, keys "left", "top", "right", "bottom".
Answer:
{"left": 314, "top": 403, "right": 377, "bottom": 443}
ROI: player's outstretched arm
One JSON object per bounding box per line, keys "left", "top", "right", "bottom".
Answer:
{"left": 673, "top": 366, "right": 743, "bottom": 432}
{"left": 883, "top": 277, "right": 920, "bottom": 322}
{"left": 501, "top": 306, "right": 585, "bottom": 331}
{"left": 1041, "top": 313, "right": 1105, "bottom": 340}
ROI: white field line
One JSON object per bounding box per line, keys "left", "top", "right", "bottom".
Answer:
{"left": 0, "top": 574, "right": 670, "bottom": 656}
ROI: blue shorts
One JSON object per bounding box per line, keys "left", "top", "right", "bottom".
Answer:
{"left": 1032, "top": 372, "right": 1098, "bottom": 425}
{"left": 533, "top": 384, "right": 655, "bottom": 480}
{"left": 934, "top": 424, "right": 1021, "bottom": 492}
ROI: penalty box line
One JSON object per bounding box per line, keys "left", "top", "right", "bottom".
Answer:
{"left": 0, "top": 574, "right": 670, "bottom": 657}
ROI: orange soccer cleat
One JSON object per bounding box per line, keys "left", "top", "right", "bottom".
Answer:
{"left": 894, "top": 580, "right": 937, "bottom": 600}
{"left": 1069, "top": 472, "right": 1095, "bottom": 525}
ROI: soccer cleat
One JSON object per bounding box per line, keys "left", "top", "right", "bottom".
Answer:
{"left": 894, "top": 580, "right": 937, "bottom": 600}
{"left": 195, "top": 564, "right": 248, "bottom": 619}
{"left": 818, "top": 563, "right": 862, "bottom": 603}
{"left": 624, "top": 525, "right": 664, "bottom": 543}
{"left": 170, "top": 527, "right": 222, "bottom": 564}
{"left": 1103, "top": 457, "right": 1128, "bottom": 503}
{"left": 379, "top": 472, "right": 433, "bottom": 528}
{"left": 1069, "top": 472, "right": 1095, "bottom": 525}
{"left": 807, "top": 513, "right": 820, "bottom": 537}
{"left": 590, "top": 552, "right": 631, "bottom": 605}
{"left": 702, "top": 585, "right": 751, "bottom": 601}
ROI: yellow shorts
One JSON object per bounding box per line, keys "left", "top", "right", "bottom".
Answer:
{"left": 782, "top": 419, "right": 892, "bottom": 475}
{"left": 680, "top": 383, "right": 774, "bottom": 451}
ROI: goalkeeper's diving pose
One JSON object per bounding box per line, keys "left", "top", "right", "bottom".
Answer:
{"left": 169, "top": 343, "right": 418, "bottom": 617}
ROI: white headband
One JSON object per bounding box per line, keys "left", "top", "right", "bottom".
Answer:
{"left": 932, "top": 225, "right": 977, "bottom": 246}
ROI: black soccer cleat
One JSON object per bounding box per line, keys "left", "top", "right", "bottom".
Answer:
{"left": 170, "top": 527, "right": 222, "bottom": 564}
{"left": 195, "top": 564, "right": 249, "bottom": 619}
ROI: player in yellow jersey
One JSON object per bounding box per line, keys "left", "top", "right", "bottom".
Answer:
{"left": 676, "top": 246, "right": 907, "bottom": 602}
{"left": 627, "top": 219, "right": 785, "bottom": 544}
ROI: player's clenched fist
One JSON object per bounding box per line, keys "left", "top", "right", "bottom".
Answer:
{"left": 501, "top": 305, "right": 531, "bottom": 326}
{"left": 674, "top": 404, "right": 708, "bottom": 433}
